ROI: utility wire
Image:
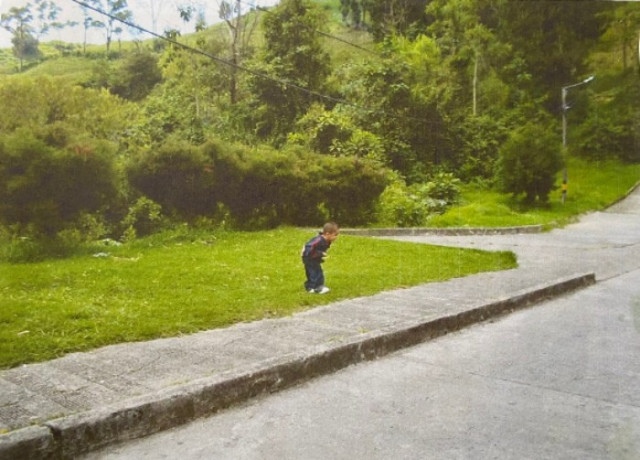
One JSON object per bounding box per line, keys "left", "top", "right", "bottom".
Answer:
{"left": 69, "top": 0, "right": 432, "bottom": 125}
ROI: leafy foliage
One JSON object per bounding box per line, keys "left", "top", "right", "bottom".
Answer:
{"left": 109, "top": 50, "right": 162, "bottom": 101}
{"left": 248, "top": 0, "right": 331, "bottom": 142}
{"left": 209, "top": 141, "right": 389, "bottom": 227}
{"left": 0, "top": 0, "right": 638, "bottom": 250}
{"left": 496, "top": 123, "right": 563, "bottom": 204}
{"left": 127, "top": 139, "right": 218, "bottom": 220}
{"left": 377, "top": 172, "right": 461, "bottom": 227}
{"left": 0, "top": 130, "right": 119, "bottom": 236}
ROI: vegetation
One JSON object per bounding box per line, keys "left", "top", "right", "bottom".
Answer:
{"left": 0, "top": 227, "right": 516, "bottom": 368}
{"left": 431, "top": 157, "right": 640, "bottom": 229}
{"left": 0, "top": 0, "right": 639, "bottom": 365}
{"left": 0, "top": 1, "right": 636, "bottom": 241}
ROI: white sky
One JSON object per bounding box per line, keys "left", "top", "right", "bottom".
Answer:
{"left": 0, "top": 0, "right": 279, "bottom": 48}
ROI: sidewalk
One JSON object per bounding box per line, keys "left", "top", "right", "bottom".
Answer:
{"left": 2, "top": 187, "right": 640, "bottom": 459}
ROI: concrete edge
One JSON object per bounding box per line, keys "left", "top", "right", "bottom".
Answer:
{"left": 0, "top": 272, "right": 595, "bottom": 460}
{"left": 341, "top": 225, "right": 543, "bottom": 237}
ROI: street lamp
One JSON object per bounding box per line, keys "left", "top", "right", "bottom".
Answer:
{"left": 561, "top": 75, "right": 594, "bottom": 204}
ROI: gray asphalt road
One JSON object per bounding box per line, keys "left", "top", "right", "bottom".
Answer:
{"left": 83, "top": 267, "right": 640, "bottom": 460}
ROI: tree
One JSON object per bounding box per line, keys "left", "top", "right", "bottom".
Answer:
{"left": 426, "top": 0, "right": 507, "bottom": 117}
{"left": 362, "top": 0, "right": 428, "bottom": 41}
{"left": 218, "top": 0, "right": 260, "bottom": 104}
{"left": 111, "top": 51, "right": 163, "bottom": 101}
{"left": 496, "top": 122, "right": 562, "bottom": 204}
{"left": 495, "top": 0, "right": 611, "bottom": 112}
{"left": 0, "top": 76, "right": 145, "bottom": 150}
{"left": 599, "top": 2, "right": 640, "bottom": 72}
{"left": 80, "top": 0, "right": 103, "bottom": 55}
{"left": 155, "top": 32, "right": 228, "bottom": 141}
{"left": 340, "top": 0, "right": 364, "bottom": 28}
{"left": 248, "top": 0, "right": 331, "bottom": 142}
{"left": 91, "top": 0, "right": 133, "bottom": 58}
{"left": 0, "top": 1, "right": 67, "bottom": 71}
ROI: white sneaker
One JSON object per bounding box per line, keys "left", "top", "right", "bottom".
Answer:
{"left": 317, "top": 286, "right": 330, "bottom": 294}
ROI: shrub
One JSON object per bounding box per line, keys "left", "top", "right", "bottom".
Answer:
{"left": 127, "top": 140, "right": 217, "bottom": 220}
{"left": 377, "top": 173, "right": 461, "bottom": 227}
{"left": 577, "top": 107, "right": 640, "bottom": 163}
{"left": 208, "top": 141, "right": 389, "bottom": 227}
{"left": 121, "top": 197, "right": 165, "bottom": 239}
{"left": 0, "top": 130, "right": 119, "bottom": 237}
{"left": 495, "top": 123, "right": 563, "bottom": 204}
{"left": 455, "top": 115, "right": 508, "bottom": 182}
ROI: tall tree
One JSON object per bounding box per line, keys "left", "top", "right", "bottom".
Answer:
{"left": 92, "top": 0, "right": 133, "bottom": 58}
{"left": 0, "top": 0, "right": 67, "bottom": 71}
{"left": 219, "top": 0, "right": 260, "bottom": 104}
{"left": 495, "top": 0, "right": 611, "bottom": 112}
{"left": 599, "top": 2, "right": 640, "bottom": 72}
{"left": 80, "top": 0, "right": 103, "bottom": 54}
{"left": 249, "top": 0, "right": 331, "bottom": 142}
{"left": 425, "top": 0, "right": 507, "bottom": 117}
{"left": 362, "top": 0, "right": 428, "bottom": 41}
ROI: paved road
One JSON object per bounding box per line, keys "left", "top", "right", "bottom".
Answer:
{"left": 82, "top": 190, "right": 640, "bottom": 460}
{"left": 82, "top": 266, "right": 640, "bottom": 460}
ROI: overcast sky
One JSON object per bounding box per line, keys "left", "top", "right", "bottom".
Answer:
{"left": 0, "top": 0, "right": 279, "bottom": 48}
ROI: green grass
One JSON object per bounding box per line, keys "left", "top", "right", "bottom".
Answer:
{"left": 0, "top": 227, "right": 516, "bottom": 369}
{"left": 430, "top": 157, "right": 640, "bottom": 229}
{"left": 19, "top": 55, "right": 96, "bottom": 84}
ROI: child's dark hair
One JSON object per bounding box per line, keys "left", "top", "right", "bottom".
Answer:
{"left": 323, "top": 222, "right": 339, "bottom": 234}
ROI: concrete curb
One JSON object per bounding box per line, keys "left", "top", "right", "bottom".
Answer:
{"left": 341, "top": 225, "right": 543, "bottom": 237}
{"left": 0, "top": 272, "right": 595, "bottom": 460}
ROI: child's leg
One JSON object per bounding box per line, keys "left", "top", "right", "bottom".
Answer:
{"left": 304, "top": 260, "right": 324, "bottom": 291}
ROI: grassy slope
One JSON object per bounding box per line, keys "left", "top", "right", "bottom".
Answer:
{"left": 430, "top": 158, "right": 640, "bottom": 229}
{"left": 0, "top": 228, "right": 516, "bottom": 368}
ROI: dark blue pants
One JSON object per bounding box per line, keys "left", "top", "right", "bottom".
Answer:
{"left": 303, "top": 258, "right": 324, "bottom": 291}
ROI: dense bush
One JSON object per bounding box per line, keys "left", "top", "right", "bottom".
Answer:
{"left": 209, "top": 142, "right": 389, "bottom": 227}
{"left": 495, "top": 123, "right": 563, "bottom": 204}
{"left": 455, "top": 115, "right": 508, "bottom": 183}
{"left": 121, "top": 197, "right": 166, "bottom": 240}
{"left": 126, "top": 140, "right": 389, "bottom": 228}
{"left": 576, "top": 81, "right": 640, "bottom": 163}
{"left": 0, "top": 76, "right": 144, "bottom": 150}
{"left": 376, "top": 172, "right": 461, "bottom": 227}
{"left": 110, "top": 51, "right": 162, "bottom": 102}
{"left": 127, "top": 140, "right": 218, "bottom": 220}
{"left": 0, "top": 130, "right": 119, "bottom": 236}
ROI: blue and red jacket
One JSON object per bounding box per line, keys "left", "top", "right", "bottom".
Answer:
{"left": 301, "top": 233, "right": 331, "bottom": 263}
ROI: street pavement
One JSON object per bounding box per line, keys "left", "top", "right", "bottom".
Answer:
{"left": 2, "top": 185, "right": 640, "bottom": 459}
{"left": 81, "top": 265, "right": 640, "bottom": 460}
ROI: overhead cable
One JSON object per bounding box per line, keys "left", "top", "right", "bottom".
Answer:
{"left": 69, "top": 0, "right": 432, "bottom": 124}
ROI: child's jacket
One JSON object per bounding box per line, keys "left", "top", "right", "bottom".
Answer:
{"left": 301, "top": 233, "right": 331, "bottom": 262}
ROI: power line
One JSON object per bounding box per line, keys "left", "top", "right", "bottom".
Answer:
{"left": 68, "top": 0, "right": 433, "bottom": 125}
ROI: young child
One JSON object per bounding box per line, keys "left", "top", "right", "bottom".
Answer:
{"left": 301, "top": 222, "right": 339, "bottom": 294}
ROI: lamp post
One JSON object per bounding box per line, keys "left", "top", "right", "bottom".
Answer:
{"left": 561, "top": 75, "right": 594, "bottom": 204}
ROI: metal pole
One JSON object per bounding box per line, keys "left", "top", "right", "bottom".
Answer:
{"left": 562, "top": 87, "right": 568, "bottom": 205}
{"left": 560, "top": 75, "right": 594, "bottom": 205}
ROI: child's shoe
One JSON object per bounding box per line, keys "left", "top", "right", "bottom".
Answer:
{"left": 317, "top": 286, "right": 330, "bottom": 294}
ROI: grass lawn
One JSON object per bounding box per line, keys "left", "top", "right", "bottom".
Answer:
{"left": 0, "top": 227, "right": 516, "bottom": 369}
{"left": 430, "top": 157, "right": 640, "bottom": 228}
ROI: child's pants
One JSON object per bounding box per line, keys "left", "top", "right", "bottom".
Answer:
{"left": 303, "top": 258, "right": 324, "bottom": 291}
